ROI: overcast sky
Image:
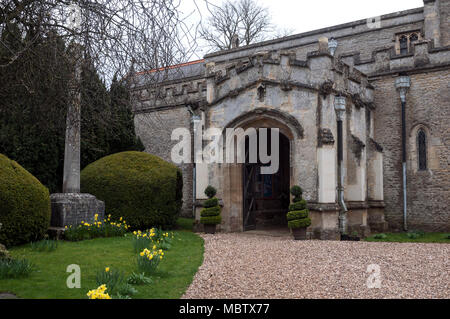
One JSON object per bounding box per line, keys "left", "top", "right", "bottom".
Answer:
{"left": 179, "top": 0, "right": 424, "bottom": 59}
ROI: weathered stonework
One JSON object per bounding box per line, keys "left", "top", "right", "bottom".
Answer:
{"left": 132, "top": 0, "right": 450, "bottom": 235}
{"left": 50, "top": 193, "right": 105, "bottom": 227}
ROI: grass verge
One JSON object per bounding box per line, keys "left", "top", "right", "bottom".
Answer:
{"left": 365, "top": 232, "right": 450, "bottom": 243}
{"left": 0, "top": 230, "right": 203, "bottom": 299}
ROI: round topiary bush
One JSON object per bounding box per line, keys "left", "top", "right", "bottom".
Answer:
{"left": 204, "top": 185, "right": 217, "bottom": 199}
{"left": 0, "top": 154, "right": 51, "bottom": 247}
{"left": 81, "top": 151, "right": 182, "bottom": 230}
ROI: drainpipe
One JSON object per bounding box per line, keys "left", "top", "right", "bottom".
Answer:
{"left": 187, "top": 105, "right": 201, "bottom": 218}
{"left": 334, "top": 96, "right": 348, "bottom": 235}
{"left": 395, "top": 76, "right": 411, "bottom": 231}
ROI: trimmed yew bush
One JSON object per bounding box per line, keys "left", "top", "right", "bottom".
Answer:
{"left": 289, "top": 199, "right": 307, "bottom": 211}
{"left": 200, "top": 186, "right": 221, "bottom": 225}
{"left": 81, "top": 151, "right": 182, "bottom": 230}
{"left": 288, "top": 218, "right": 312, "bottom": 229}
{"left": 286, "top": 186, "right": 311, "bottom": 229}
{"left": 0, "top": 154, "right": 51, "bottom": 247}
{"left": 286, "top": 210, "right": 309, "bottom": 221}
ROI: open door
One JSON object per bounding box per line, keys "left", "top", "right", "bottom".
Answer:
{"left": 242, "top": 128, "right": 290, "bottom": 231}
{"left": 243, "top": 160, "right": 257, "bottom": 231}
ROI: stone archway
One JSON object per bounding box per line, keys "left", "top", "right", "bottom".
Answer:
{"left": 219, "top": 110, "right": 301, "bottom": 232}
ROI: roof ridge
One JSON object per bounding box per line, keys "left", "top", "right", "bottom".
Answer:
{"left": 135, "top": 59, "right": 205, "bottom": 76}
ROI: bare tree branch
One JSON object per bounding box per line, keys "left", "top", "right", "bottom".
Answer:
{"left": 200, "top": 0, "right": 272, "bottom": 52}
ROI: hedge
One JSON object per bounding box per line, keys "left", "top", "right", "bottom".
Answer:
{"left": 80, "top": 151, "right": 182, "bottom": 230}
{"left": 0, "top": 154, "right": 51, "bottom": 247}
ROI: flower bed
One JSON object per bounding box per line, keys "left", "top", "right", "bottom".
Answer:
{"left": 64, "top": 214, "right": 129, "bottom": 241}
{"left": 132, "top": 228, "right": 174, "bottom": 252}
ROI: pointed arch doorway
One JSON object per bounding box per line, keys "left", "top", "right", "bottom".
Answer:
{"left": 220, "top": 109, "right": 303, "bottom": 233}
{"left": 242, "top": 128, "right": 291, "bottom": 231}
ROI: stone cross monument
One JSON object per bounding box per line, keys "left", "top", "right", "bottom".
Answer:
{"left": 49, "top": 4, "right": 104, "bottom": 231}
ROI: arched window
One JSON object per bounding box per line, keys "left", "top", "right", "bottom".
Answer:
{"left": 410, "top": 33, "right": 418, "bottom": 44}
{"left": 417, "top": 129, "right": 427, "bottom": 170}
{"left": 396, "top": 31, "right": 422, "bottom": 55}
{"left": 399, "top": 35, "right": 408, "bottom": 55}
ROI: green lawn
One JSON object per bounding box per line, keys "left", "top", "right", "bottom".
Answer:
{"left": 0, "top": 230, "right": 204, "bottom": 299}
{"left": 365, "top": 232, "right": 450, "bottom": 243}
{"left": 176, "top": 217, "right": 195, "bottom": 231}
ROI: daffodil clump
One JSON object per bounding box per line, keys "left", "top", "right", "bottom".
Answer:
{"left": 64, "top": 214, "right": 129, "bottom": 241}
{"left": 93, "top": 267, "right": 138, "bottom": 299}
{"left": 132, "top": 228, "right": 174, "bottom": 252}
{"left": 87, "top": 284, "right": 111, "bottom": 299}
{"left": 137, "top": 246, "right": 165, "bottom": 275}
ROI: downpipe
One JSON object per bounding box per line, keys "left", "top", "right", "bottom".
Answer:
{"left": 187, "top": 105, "right": 198, "bottom": 218}
{"left": 338, "top": 165, "right": 348, "bottom": 234}
{"left": 401, "top": 99, "right": 408, "bottom": 231}
{"left": 337, "top": 119, "right": 348, "bottom": 235}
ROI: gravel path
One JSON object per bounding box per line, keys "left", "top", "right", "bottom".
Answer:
{"left": 183, "top": 233, "right": 450, "bottom": 299}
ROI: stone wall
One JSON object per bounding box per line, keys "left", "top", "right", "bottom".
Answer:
{"left": 205, "top": 8, "right": 425, "bottom": 65}
{"left": 372, "top": 69, "right": 450, "bottom": 231}
{"left": 439, "top": 0, "right": 450, "bottom": 46}
{"left": 50, "top": 193, "right": 105, "bottom": 227}
{"left": 134, "top": 107, "right": 194, "bottom": 217}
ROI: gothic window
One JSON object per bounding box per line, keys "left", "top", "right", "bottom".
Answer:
{"left": 417, "top": 129, "right": 427, "bottom": 171}
{"left": 399, "top": 35, "right": 408, "bottom": 55}
{"left": 410, "top": 33, "right": 418, "bottom": 44}
{"left": 396, "top": 31, "right": 422, "bottom": 55}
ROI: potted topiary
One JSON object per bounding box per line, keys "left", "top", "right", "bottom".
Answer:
{"left": 200, "top": 186, "right": 221, "bottom": 234}
{"left": 286, "top": 186, "right": 311, "bottom": 240}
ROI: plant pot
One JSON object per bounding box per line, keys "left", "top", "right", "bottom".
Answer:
{"left": 203, "top": 224, "right": 216, "bottom": 234}
{"left": 291, "top": 227, "right": 307, "bottom": 240}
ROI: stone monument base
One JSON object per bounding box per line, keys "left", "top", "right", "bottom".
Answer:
{"left": 50, "top": 193, "right": 105, "bottom": 227}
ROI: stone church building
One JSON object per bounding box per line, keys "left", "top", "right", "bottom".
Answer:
{"left": 131, "top": 0, "right": 450, "bottom": 239}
